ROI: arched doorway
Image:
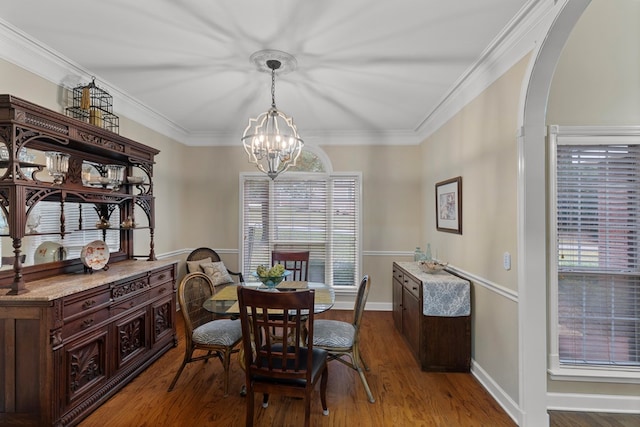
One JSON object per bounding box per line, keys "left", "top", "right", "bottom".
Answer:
{"left": 517, "top": 1, "right": 591, "bottom": 426}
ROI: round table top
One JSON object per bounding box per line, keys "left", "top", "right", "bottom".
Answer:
{"left": 202, "top": 281, "right": 335, "bottom": 316}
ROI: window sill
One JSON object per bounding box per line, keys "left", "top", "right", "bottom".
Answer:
{"left": 549, "top": 366, "right": 640, "bottom": 384}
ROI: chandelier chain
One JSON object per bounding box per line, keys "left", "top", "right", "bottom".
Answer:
{"left": 271, "top": 68, "right": 276, "bottom": 108}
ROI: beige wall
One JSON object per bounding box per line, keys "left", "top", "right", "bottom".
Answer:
{"left": 546, "top": 0, "right": 640, "bottom": 397}
{"left": 180, "top": 143, "right": 423, "bottom": 304}
{"left": 419, "top": 54, "right": 530, "bottom": 401}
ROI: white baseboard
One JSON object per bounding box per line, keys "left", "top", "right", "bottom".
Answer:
{"left": 547, "top": 392, "right": 640, "bottom": 414}
{"left": 471, "top": 360, "right": 522, "bottom": 425}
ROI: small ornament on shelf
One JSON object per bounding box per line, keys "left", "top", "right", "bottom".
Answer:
{"left": 66, "top": 77, "right": 119, "bottom": 134}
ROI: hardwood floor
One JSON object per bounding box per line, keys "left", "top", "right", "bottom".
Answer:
{"left": 76, "top": 310, "right": 638, "bottom": 427}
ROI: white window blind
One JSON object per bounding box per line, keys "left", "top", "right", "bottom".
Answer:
{"left": 556, "top": 141, "right": 640, "bottom": 368}
{"left": 241, "top": 174, "right": 360, "bottom": 287}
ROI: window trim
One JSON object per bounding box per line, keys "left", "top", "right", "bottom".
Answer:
{"left": 238, "top": 171, "right": 362, "bottom": 291}
{"left": 548, "top": 125, "right": 640, "bottom": 383}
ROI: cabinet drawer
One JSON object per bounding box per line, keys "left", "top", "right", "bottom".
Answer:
{"left": 149, "top": 280, "right": 173, "bottom": 300}
{"left": 62, "top": 307, "right": 110, "bottom": 339}
{"left": 149, "top": 268, "right": 174, "bottom": 287}
{"left": 64, "top": 286, "right": 111, "bottom": 320}
{"left": 404, "top": 275, "right": 421, "bottom": 299}
{"left": 111, "top": 292, "right": 149, "bottom": 316}
{"left": 393, "top": 268, "right": 404, "bottom": 283}
{"left": 112, "top": 275, "right": 149, "bottom": 301}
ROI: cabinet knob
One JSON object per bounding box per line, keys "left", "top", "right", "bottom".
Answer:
{"left": 83, "top": 299, "right": 96, "bottom": 309}
{"left": 158, "top": 287, "right": 167, "bottom": 294}
{"left": 81, "top": 318, "right": 94, "bottom": 329}
{"left": 158, "top": 274, "right": 166, "bottom": 281}
{"left": 412, "top": 286, "right": 418, "bottom": 291}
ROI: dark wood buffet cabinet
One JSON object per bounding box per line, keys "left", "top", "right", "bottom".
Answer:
{"left": 392, "top": 262, "right": 471, "bottom": 372}
{"left": 0, "top": 95, "right": 177, "bottom": 426}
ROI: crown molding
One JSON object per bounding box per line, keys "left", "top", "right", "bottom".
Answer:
{"left": 415, "top": 0, "right": 557, "bottom": 142}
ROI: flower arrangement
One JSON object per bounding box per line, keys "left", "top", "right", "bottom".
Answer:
{"left": 252, "top": 264, "right": 291, "bottom": 288}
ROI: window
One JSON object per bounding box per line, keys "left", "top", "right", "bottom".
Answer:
{"left": 550, "top": 126, "right": 640, "bottom": 377}
{"left": 241, "top": 172, "right": 360, "bottom": 287}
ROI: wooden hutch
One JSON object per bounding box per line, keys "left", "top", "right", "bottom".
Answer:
{"left": 0, "top": 95, "right": 177, "bottom": 426}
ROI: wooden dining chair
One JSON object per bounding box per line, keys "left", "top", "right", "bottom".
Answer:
{"left": 237, "top": 287, "right": 329, "bottom": 427}
{"left": 271, "top": 250, "right": 310, "bottom": 281}
{"left": 311, "top": 275, "right": 375, "bottom": 403}
{"left": 168, "top": 272, "right": 243, "bottom": 396}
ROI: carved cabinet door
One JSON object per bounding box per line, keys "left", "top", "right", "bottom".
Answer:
{"left": 61, "top": 327, "right": 109, "bottom": 416}
{"left": 151, "top": 296, "right": 174, "bottom": 349}
{"left": 113, "top": 308, "right": 149, "bottom": 371}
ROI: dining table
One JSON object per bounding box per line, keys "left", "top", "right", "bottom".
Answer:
{"left": 202, "top": 280, "right": 336, "bottom": 316}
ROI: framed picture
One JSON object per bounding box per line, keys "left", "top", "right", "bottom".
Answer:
{"left": 435, "top": 176, "right": 462, "bottom": 234}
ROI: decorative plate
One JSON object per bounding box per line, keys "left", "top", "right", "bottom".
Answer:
{"left": 34, "top": 241, "right": 67, "bottom": 264}
{"left": 80, "top": 240, "right": 110, "bottom": 270}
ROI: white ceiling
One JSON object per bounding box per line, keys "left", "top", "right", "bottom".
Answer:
{"left": 0, "top": 0, "right": 533, "bottom": 146}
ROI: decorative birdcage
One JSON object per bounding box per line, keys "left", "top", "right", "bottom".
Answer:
{"left": 66, "top": 77, "right": 119, "bottom": 133}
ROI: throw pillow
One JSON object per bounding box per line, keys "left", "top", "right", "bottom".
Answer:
{"left": 200, "top": 261, "right": 234, "bottom": 286}
{"left": 186, "top": 257, "right": 212, "bottom": 273}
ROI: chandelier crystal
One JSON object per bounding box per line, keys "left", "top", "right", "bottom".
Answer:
{"left": 241, "top": 51, "right": 303, "bottom": 180}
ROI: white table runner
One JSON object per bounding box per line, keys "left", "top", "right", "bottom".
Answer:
{"left": 397, "top": 262, "right": 470, "bottom": 317}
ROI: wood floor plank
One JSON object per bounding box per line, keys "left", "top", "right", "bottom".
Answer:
{"left": 76, "top": 310, "right": 638, "bottom": 427}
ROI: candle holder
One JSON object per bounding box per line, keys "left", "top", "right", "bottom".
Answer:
{"left": 45, "top": 151, "right": 70, "bottom": 185}
{"left": 106, "top": 164, "right": 125, "bottom": 188}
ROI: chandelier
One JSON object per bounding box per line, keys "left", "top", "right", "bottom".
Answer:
{"left": 241, "top": 50, "right": 303, "bottom": 180}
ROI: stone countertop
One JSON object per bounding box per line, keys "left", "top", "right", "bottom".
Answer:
{"left": 0, "top": 259, "right": 177, "bottom": 302}
{"left": 396, "top": 261, "right": 470, "bottom": 317}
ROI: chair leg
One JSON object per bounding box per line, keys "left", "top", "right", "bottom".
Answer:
{"left": 359, "top": 349, "right": 370, "bottom": 371}
{"left": 357, "top": 365, "right": 375, "bottom": 403}
{"left": 167, "top": 347, "right": 193, "bottom": 391}
{"left": 167, "top": 360, "right": 187, "bottom": 392}
{"left": 320, "top": 365, "right": 329, "bottom": 415}
{"left": 262, "top": 393, "right": 269, "bottom": 408}
{"left": 246, "top": 388, "right": 255, "bottom": 427}
{"left": 222, "top": 349, "right": 232, "bottom": 397}
{"left": 352, "top": 345, "right": 375, "bottom": 403}
{"left": 304, "top": 394, "right": 311, "bottom": 427}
